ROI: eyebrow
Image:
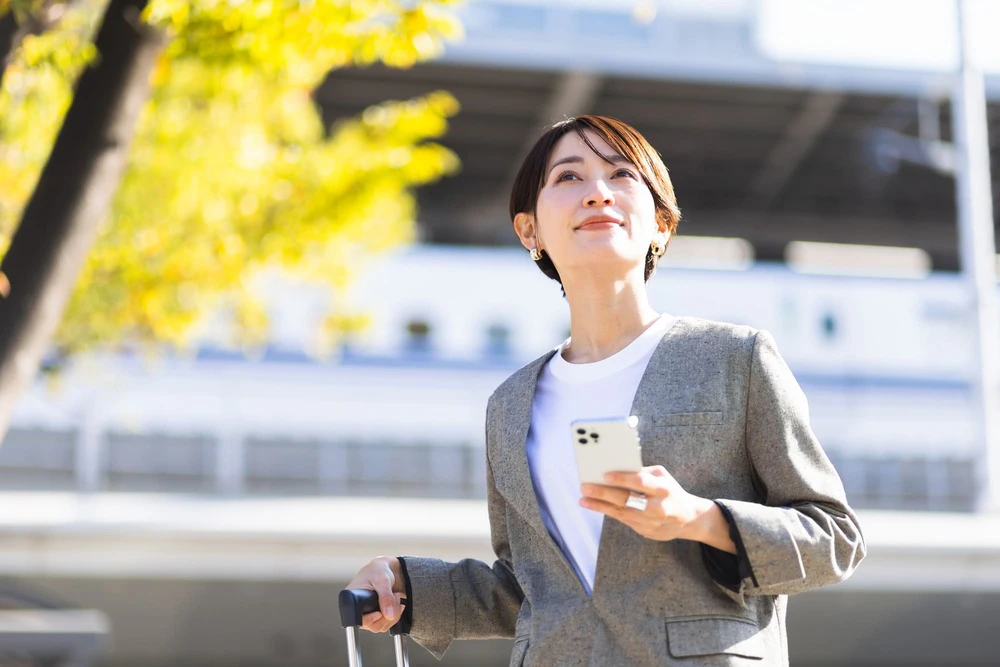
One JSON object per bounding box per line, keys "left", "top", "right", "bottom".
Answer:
{"left": 546, "top": 154, "right": 632, "bottom": 179}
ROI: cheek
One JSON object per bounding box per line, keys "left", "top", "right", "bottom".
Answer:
{"left": 535, "top": 190, "right": 573, "bottom": 226}
{"left": 630, "top": 184, "right": 656, "bottom": 210}
{"left": 626, "top": 188, "right": 658, "bottom": 227}
{"left": 538, "top": 186, "right": 571, "bottom": 207}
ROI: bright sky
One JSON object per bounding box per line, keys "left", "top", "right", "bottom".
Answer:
{"left": 756, "top": 0, "right": 1000, "bottom": 73}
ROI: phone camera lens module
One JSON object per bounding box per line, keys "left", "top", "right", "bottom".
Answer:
{"left": 590, "top": 433, "right": 599, "bottom": 439}
{"left": 576, "top": 428, "right": 586, "bottom": 434}
{"left": 578, "top": 438, "right": 588, "bottom": 444}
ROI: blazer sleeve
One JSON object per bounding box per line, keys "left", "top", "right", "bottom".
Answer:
{"left": 712, "top": 329, "right": 867, "bottom": 607}
{"left": 398, "top": 395, "right": 524, "bottom": 659}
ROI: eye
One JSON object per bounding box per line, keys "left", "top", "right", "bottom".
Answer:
{"left": 614, "top": 168, "right": 638, "bottom": 180}
{"left": 555, "top": 171, "right": 580, "bottom": 182}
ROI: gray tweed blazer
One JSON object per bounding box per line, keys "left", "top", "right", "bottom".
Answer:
{"left": 402, "top": 316, "right": 866, "bottom": 666}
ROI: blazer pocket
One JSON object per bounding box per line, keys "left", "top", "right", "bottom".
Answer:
{"left": 653, "top": 411, "right": 725, "bottom": 427}
{"left": 665, "top": 616, "right": 765, "bottom": 660}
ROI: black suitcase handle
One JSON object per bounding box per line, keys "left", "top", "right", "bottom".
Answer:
{"left": 339, "top": 588, "right": 410, "bottom": 667}
{"left": 339, "top": 588, "right": 406, "bottom": 636}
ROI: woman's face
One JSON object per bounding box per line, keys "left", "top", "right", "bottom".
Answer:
{"left": 527, "top": 129, "right": 667, "bottom": 281}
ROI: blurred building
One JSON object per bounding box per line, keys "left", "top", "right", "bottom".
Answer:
{"left": 3, "top": 1, "right": 1000, "bottom": 666}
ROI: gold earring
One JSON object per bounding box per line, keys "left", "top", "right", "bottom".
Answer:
{"left": 530, "top": 248, "right": 543, "bottom": 261}
{"left": 650, "top": 240, "right": 665, "bottom": 257}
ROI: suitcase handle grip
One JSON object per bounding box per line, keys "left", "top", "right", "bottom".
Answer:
{"left": 339, "top": 588, "right": 407, "bottom": 636}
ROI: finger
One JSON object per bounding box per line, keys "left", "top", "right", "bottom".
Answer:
{"left": 381, "top": 594, "right": 406, "bottom": 632}
{"left": 361, "top": 610, "right": 384, "bottom": 632}
{"left": 605, "top": 466, "right": 673, "bottom": 493}
{"left": 370, "top": 619, "right": 394, "bottom": 634}
{"left": 645, "top": 465, "right": 676, "bottom": 481}
{"left": 581, "top": 498, "right": 659, "bottom": 540}
{"left": 375, "top": 581, "right": 400, "bottom": 622}
{"left": 579, "top": 496, "right": 616, "bottom": 517}
{"left": 580, "top": 497, "right": 644, "bottom": 522}
{"left": 602, "top": 470, "right": 654, "bottom": 494}
{"left": 580, "top": 483, "right": 632, "bottom": 504}
{"left": 364, "top": 609, "right": 402, "bottom": 634}
{"left": 596, "top": 485, "right": 637, "bottom": 509}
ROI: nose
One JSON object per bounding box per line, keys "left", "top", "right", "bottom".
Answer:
{"left": 584, "top": 179, "right": 615, "bottom": 207}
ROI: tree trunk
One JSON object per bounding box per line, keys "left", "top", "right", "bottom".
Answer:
{"left": 0, "top": 0, "right": 163, "bottom": 440}
{"left": 0, "top": 10, "right": 17, "bottom": 89}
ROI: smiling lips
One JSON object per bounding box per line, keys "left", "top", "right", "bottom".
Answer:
{"left": 576, "top": 216, "right": 624, "bottom": 231}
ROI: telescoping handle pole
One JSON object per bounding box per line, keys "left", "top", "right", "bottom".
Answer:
{"left": 339, "top": 588, "right": 409, "bottom": 667}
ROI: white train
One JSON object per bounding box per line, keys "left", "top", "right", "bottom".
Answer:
{"left": 3, "top": 244, "right": 983, "bottom": 511}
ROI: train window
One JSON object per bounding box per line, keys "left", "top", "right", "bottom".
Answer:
{"left": 485, "top": 323, "right": 511, "bottom": 357}
{"left": 821, "top": 312, "right": 838, "bottom": 340}
{"left": 404, "top": 318, "right": 433, "bottom": 353}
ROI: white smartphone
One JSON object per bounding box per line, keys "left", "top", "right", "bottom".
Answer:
{"left": 571, "top": 415, "right": 644, "bottom": 486}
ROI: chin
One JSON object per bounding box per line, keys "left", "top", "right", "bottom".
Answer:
{"left": 565, "top": 246, "right": 643, "bottom": 271}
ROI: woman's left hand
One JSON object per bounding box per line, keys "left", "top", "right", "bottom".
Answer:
{"left": 579, "top": 465, "right": 718, "bottom": 544}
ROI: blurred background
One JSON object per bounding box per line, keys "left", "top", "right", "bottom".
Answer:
{"left": 1, "top": 0, "right": 999, "bottom": 665}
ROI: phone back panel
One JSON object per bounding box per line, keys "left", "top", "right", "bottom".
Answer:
{"left": 571, "top": 417, "right": 643, "bottom": 485}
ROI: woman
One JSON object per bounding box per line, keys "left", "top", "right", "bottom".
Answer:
{"left": 347, "top": 115, "right": 866, "bottom": 666}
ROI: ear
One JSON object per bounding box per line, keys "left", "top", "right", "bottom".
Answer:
{"left": 655, "top": 227, "right": 671, "bottom": 248}
{"left": 513, "top": 212, "right": 539, "bottom": 250}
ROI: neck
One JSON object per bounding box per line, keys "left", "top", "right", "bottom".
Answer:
{"left": 560, "top": 269, "right": 661, "bottom": 363}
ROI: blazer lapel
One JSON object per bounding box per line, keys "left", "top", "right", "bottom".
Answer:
{"left": 494, "top": 349, "right": 558, "bottom": 543}
{"left": 495, "top": 347, "right": 594, "bottom": 591}
{"left": 492, "top": 317, "right": 691, "bottom": 595}
{"left": 627, "top": 316, "right": 689, "bottom": 452}
{"left": 592, "top": 317, "right": 689, "bottom": 593}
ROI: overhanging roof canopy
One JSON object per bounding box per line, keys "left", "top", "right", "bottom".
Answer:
{"left": 316, "top": 61, "right": 1000, "bottom": 272}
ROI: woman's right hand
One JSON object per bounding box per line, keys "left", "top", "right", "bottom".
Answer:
{"left": 346, "top": 556, "right": 406, "bottom": 633}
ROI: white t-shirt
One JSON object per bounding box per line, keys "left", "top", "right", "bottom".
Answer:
{"left": 525, "top": 313, "right": 678, "bottom": 594}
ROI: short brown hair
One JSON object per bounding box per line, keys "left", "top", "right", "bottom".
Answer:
{"left": 509, "top": 115, "right": 681, "bottom": 291}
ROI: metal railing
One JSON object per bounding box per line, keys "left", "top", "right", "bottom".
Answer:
{"left": 0, "top": 426, "right": 978, "bottom": 511}
{"left": 0, "top": 427, "right": 486, "bottom": 499}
